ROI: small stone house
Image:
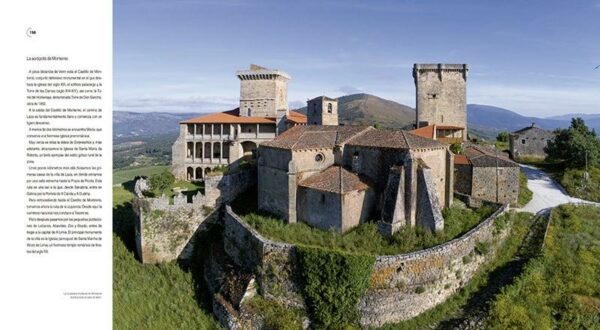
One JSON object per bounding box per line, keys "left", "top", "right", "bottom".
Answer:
{"left": 509, "top": 123, "right": 555, "bottom": 160}
{"left": 454, "top": 146, "right": 520, "bottom": 205}
{"left": 257, "top": 125, "right": 454, "bottom": 234}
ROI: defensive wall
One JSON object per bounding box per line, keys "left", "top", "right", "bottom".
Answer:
{"left": 133, "top": 167, "right": 256, "bottom": 264}
{"left": 221, "top": 203, "right": 510, "bottom": 327}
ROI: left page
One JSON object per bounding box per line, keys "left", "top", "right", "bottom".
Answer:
{"left": 0, "top": 0, "right": 112, "bottom": 328}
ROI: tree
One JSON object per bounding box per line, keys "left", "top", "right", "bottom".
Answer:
{"left": 545, "top": 118, "right": 600, "bottom": 168}
{"left": 149, "top": 170, "right": 175, "bottom": 193}
{"left": 496, "top": 131, "right": 509, "bottom": 142}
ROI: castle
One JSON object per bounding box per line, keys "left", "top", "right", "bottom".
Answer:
{"left": 170, "top": 63, "right": 520, "bottom": 233}
{"left": 134, "top": 62, "right": 525, "bottom": 328}
{"left": 171, "top": 64, "right": 307, "bottom": 181}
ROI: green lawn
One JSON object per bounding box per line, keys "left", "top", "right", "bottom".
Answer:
{"left": 113, "top": 165, "right": 170, "bottom": 185}
{"left": 487, "top": 204, "right": 600, "bottom": 329}
{"left": 112, "top": 168, "right": 220, "bottom": 329}
{"left": 238, "top": 200, "right": 497, "bottom": 256}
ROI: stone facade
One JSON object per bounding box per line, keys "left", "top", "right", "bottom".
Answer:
{"left": 134, "top": 168, "right": 256, "bottom": 264}
{"left": 413, "top": 64, "right": 468, "bottom": 139}
{"left": 306, "top": 96, "right": 339, "bottom": 126}
{"left": 171, "top": 65, "right": 306, "bottom": 181}
{"left": 455, "top": 146, "right": 521, "bottom": 205}
{"left": 471, "top": 166, "right": 520, "bottom": 205}
{"left": 509, "top": 123, "right": 555, "bottom": 160}
{"left": 258, "top": 126, "right": 453, "bottom": 234}
{"left": 220, "top": 205, "right": 510, "bottom": 328}
{"left": 237, "top": 64, "right": 290, "bottom": 118}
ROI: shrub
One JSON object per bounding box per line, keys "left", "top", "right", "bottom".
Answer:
{"left": 149, "top": 170, "right": 175, "bottom": 193}
{"left": 475, "top": 241, "right": 491, "bottom": 255}
{"left": 415, "top": 286, "right": 426, "bottom": 294}
{"left": 246, "top": 296, "right": 304, "bottom": 330}
{"left": 496, "top": 131, "right": 509, "bottom": 142}
{"left": 450, "top": 143, "right": 463, "bottom": 154}
{"left": 296, "top": 246, "right": 375, "bottom": 328}
{"left": 462, "top": 255, "right": 473, "bottom": 264}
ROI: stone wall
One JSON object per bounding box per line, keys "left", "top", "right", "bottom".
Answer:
{"left": 221, "top": 204, "right": 510, "bottom": 327}
{"left": 471, "top": 166, "right": 519, "bottom": 205}
{"left": 359, "top": 204, "right": 508, "bottom": 326}
{"left": 134, "top": 167, "right": 256, "bottom": 264}
{"left": 454, "top": 163, "right": 472, "bottom": 195}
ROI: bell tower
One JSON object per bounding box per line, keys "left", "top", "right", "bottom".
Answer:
{"left": 307, "top": 96, "right": 338, "bottom": 126}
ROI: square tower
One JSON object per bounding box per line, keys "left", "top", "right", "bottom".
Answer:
{"left": 236, "top": 64, "right": 290, "bottom": 117}
{"left": 413, "top": 64, "right": 468, "bottom": 139}
{"left": 307, "top": 96, "right": 338, "bottom": 126}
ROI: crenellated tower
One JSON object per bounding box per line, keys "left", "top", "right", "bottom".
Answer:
{"left": 236, "top": 64, "right": 290, "bottom": 118}
{"left": 413, "top": 64, "right": 468, "bottom": 140}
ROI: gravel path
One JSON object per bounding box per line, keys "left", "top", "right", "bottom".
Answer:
{"left": 518, "top": 165, "right": 596, "bottom": 214}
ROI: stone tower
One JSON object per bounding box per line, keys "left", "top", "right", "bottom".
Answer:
{"left": 306, "top": 96, "right": 338, "bottom": 126}
{"left": 413, "top": 64, "right": 468, "bottom": 138}
{"left": 236, "top": 64, "right": 290, "bottom": 117}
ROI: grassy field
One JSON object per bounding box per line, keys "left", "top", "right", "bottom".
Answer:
{"left": 487, "top": 204, "right": 600, "bottom": 329}
{"left": 113, "top": 165, "right": 170, "bottom": 185}
{"left": 112, "top": 167, "right": 220, "bottom": 329}
{"left": 560, "top": 167, "right": 600, "bottom": 202}
{"left": 235, "top": 196, "right": 496, "bottom": 256}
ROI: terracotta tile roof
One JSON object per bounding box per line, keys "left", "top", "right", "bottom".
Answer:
{"left": 454, "top": 154, "right": 471, "bottom": 165}
{"left": 298, "top": 166, "right": 371, "bottom": 193}
{"left": 511, "top": 125, "right": 554, "bottom": 136}
{"left": 180, "top": 109, "right": 307, "bottom": 125}
{"left": 286, "top": 110, "right": 307, "bottom": 124}
{"left": 410, "top": 125, "right": 464, "bottom": 139}
{"left": 346, "top": 128, "right": 448, "bottom": 150}
{"left": 261, "top": 125, "right": 371, "bottom": 150}
{"left": 436, "top": 125, "right": 464, "bottom": 130}
{"left": 464, "top": 146, "right": 519, "bottom": 168}
{"left": 180, "top": 108, "right": 275, "bottom": 124}
{"left": 410, "top": 125, "right": 435, "bottom": 139}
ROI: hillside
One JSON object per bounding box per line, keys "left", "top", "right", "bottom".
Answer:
{"left": 113, "top": 111, "right": 201, "bottom": 142}
{"left": 296, "top": 93, "right": 416, "bottom": 129}
{"left": 112, "top": 96, "right": 597, "bottom": 168}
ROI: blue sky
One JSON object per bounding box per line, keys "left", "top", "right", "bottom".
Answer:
{"left": 114, "top": 0, "right": 600, "bottom": 117}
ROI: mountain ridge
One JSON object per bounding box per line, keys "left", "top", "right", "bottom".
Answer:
{"left": 114, "top": 93, "right": 598, "bottom": 142}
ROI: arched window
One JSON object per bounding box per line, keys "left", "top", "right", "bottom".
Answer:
{"left": 247, "top": 108, "right": 252, "bottom": 116}
{"left": 327, "top": 103, "right": 332, "bottom": 113}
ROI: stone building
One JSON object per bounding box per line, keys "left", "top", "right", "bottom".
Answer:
{"left": 509, "top": 123, "right": 555, "bottom": 160}
{"left": 413, "top": 64, "right": 468, "bottom": 141}
{"left": 454, "top": 146, "right": 520, "bottom": 204}
{"left": 306, "top": 96, "right": 338, "bottom": 126}
{"left": 171, "top": 65, "right": 307, "bottom": 180}
{"left": 257, "top": 124, "right": 453, "bottom": 234}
